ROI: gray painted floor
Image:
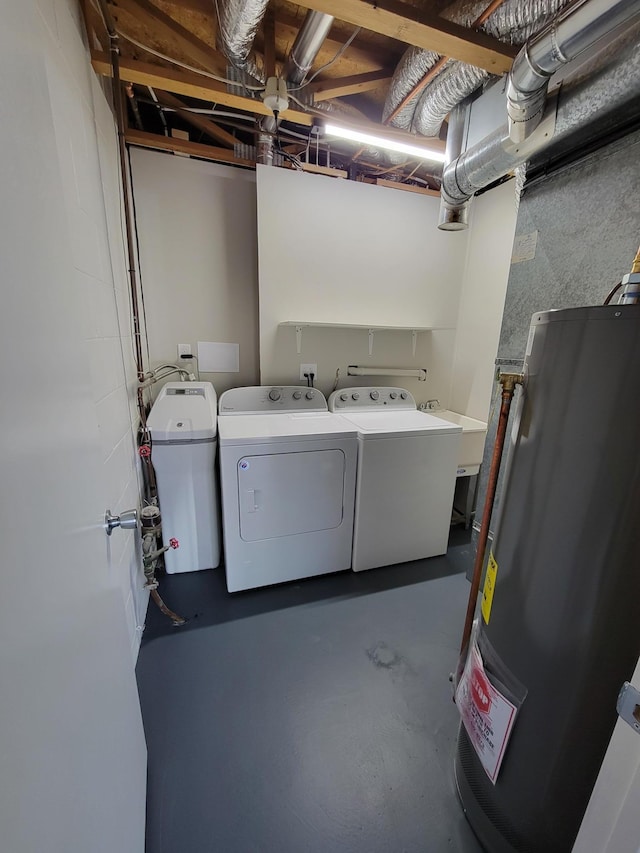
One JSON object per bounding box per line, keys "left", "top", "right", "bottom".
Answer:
{"left": 137, "top": 530, "right": 483, "bottom": 853}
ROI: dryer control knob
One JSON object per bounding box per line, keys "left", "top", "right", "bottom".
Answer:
{"left": 305, "top": 390, "right": 315, "bottom": 400}
{"left": 400, "top": 391, "right": 408, "bottom": 400}
{"left": 352, "top": 392, "right": 360, "bottom": 400}
{"left": 340, "top": 393, "right": 349, "bottom": 402}
{"left": 269, "top": 389, "right": 281, "bottom": 401}
{"left": 389, "top": 391, "right": 398, "bottom": 400}
{"left": 292, "top": 390, "right": 302, "bottom": 400}
{"left": 370, "top": 390, "right": 380, "bottom": 400}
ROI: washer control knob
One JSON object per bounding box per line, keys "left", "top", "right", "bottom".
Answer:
{"left": 370, "top": 390, "right": 380, "bottom": 401}
{"left": 340, "top": 393, "right": 349, "bottom": 402}
{"left": 269, "top": 389, "right": 281, "bottom": 401}
{"left": 305, "top": 390, "right": 315, "bottom": 400}
{"left": 352, "top": 392, "right": 360, "bottom": 401}
{"left": 400, "top": 391, "right": 408, "bottom": 400}
{"left": 292, "top": 390, "right": 302, "bottom": 400}
{"left": 389, "top": 391, "right": 398, "bottom": 400}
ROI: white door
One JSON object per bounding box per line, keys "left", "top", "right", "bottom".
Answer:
{"left": 0, "top": 3, "right": 147, "bottom": 851}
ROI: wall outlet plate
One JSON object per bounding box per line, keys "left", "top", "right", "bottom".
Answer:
{"left": 178, "top": 343, "right": 192, "bottom": 358}
{"left": 300, "top": 363, "right": 317, "bottom": 380}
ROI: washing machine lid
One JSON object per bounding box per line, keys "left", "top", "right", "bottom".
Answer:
{"left": 430, "top": 410, "right": 487, "bottom": 433}
{"left": 217, "top": 412, "right": 357, "bottom": 446}
{"left": 147, "top": 381, "right": 217, "bottom": 442}
{"left": 341, "top": 409, "right": 462, "bottom": 438}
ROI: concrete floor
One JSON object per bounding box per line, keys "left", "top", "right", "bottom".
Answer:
{"left": 137, "top": 529, "right": 483, "bottom": 853}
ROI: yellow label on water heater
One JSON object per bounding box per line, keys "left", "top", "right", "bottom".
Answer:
{"left": 481, "top": 551, "right": 498, "bottom": 624}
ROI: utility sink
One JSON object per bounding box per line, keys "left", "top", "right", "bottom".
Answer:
{"left": 430, "top": 410, "right": 487, "bottom": 470}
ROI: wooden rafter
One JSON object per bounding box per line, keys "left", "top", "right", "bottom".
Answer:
{"left": 263, "top": 8, "right": 277, "bottom": 79}
{"left": 125, "top": 129, "right": 253, "bottom": 166}
{"left": 154, "top": 90, "right": 238, "bottom": 148}
{"left": 308, "top": 69, "right": 394, "bottom": 101}
{"left": 290, "top": 0, "right": 515, "bottom": 74}
{"left": 109, "top": 0, "right": 227, "bottom": 76}
{"left": 91, "top": 52, "right": 446, "bottom": 152}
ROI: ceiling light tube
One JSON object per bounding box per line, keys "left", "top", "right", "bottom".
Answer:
{"left": 324, "top": 123, "right": 446, "bottom": 162}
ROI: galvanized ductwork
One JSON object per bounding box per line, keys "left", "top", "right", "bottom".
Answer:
{"left": 261, "top": 11, "right": 334, "bottom": 139}
{"left": 439, "top": 0, "right": 640, "bottom": 229}
{"left": 506, "top": 0, "right": 640, "bottom": 141}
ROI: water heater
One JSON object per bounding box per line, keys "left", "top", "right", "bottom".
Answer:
{"left": 455, "top": 304, "right": 640, "bottom": 852}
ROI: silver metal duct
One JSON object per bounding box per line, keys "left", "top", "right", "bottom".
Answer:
{"left": 261, "top": 12, "right": 334, "bottom": 140}
{"left": 383, "top": 0, "right": 566, "bottom": 135}
{"left": 411, "top": 0, "right": 569, "bottom": 138}
{"left": 438, "top": 100, "right": 472, "bottom": 229}
{"left": 439, "top": 12, "right": 640, "bottom": 228}
{"left": 216, "top": 0, "right": 269, "bottom": 73}
{"left": 507, "top": 0, "right": 640, "bottom": 141}
{"left": 283, "top": 11, "right": 334, "bottom": 85}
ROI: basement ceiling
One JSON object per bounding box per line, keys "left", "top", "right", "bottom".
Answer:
{"left": 82, "top": 0, "right": 518, "bottom": 188}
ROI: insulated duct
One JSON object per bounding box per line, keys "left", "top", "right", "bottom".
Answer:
{"left": 439, "top": 5, "right": 640, "bottom": 228}
{"left": 216, "top": 0, "right": 269, "bottom": 76}
{"left": 384, "top": 0, "right": 568, "bottom": 139}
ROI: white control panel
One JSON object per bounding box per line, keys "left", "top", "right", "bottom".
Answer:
{"left": 328, "top": 387, "right": 416, "bottom": 411}
{"left": 219, "top": 386, "right": 327, "bottom": 414}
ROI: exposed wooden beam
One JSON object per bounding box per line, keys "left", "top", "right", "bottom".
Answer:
{"left": 309, "top": 69, "right": 394, "bottom": 101}
{"left": 290, "top": 0, "right": 516, "bottom": 74}
{"left": 375, "top": 178, "right": 439, "bottom": 196}
{"left": 92, "top": 52, "right": 315, "bottom": 125}
{"left": 263, "top": 8, "right": 277, "bottom": 79}
{"left": 110, "top": 0, "right": 227, "bottom": 76}
{"left": 91, "top": 52, "right": 446, "bottom": 151}
{"left": 154, "top": 90, "right": 238, "bottom": 148}
{"left": 300, "top": 163, "right": 348, "bottom": 178}
{"left": 125, "top": 129, "right": 253, "bottom": 166}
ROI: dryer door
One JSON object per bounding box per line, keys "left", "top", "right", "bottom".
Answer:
{"left": 238, "top": 449, "right": 345, "bottom": 541}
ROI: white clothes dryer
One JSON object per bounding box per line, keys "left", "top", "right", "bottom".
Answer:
{"left": 218, "top": 386, "right": 358, "bottom": 592}
{"left": 328, "top": 387, "right": 462, "bottom": 572}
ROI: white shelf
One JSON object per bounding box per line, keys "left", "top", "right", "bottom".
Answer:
{"left": 279, "top": 321, "right": 453, "bottom": 355}
{"left": 279, "top": 321, "right": 446, "bottom": 331}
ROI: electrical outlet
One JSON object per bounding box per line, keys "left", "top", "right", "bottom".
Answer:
{"left": 300, "top": 363, "right": 317, "bottom": 380}
{"left": 178, "top": 343, "right": 192, "bottom": 358}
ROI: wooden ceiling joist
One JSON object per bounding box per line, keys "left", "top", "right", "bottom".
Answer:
{"left": 154, "top": 90, "right": 238, "bottom": 147}
{"left": 289, "top": 0, "right": 516, "bottom": 74}
{"left": 92, "top": 52, "right": 315, "bottom": 125}
{"left": 92, "top": 52, "right": 446, "bottom": 152}
{"left": 125, "top": 128, "right": 253, "bottom": 166}
{"left": 110, "top": 0, "right": 227, "bottom": 76}
{"left": 308, "top": 69, "right": 395, "bottom": 101}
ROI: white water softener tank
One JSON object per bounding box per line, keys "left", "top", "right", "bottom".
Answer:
{"left": 147, "top": 381, "right": 220, "bottom": 573}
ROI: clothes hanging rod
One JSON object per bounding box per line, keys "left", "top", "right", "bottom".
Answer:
{"left": 347, "top": 365, "right": 427, "bottom": 381}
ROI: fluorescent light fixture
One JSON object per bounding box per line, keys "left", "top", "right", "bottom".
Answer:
{"left": 324, "top": 122, "right": 446, "bottom": 162}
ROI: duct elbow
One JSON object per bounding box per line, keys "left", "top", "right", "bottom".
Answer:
{"left": 506, "top": 78, "right": 549, "bottom": 143}
{"left": 438, "top": 190, "right": 470, "bottom": 231}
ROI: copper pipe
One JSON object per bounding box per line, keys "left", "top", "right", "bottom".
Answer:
{"left": 150, "top": 589, "right": 186, "bottom": 626}
{"left": 460, "top": 372, "right": 524, "bottom": 654}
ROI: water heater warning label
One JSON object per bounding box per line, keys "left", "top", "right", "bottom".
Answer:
{"left": 481, "top": 551, "right": 498, "bottom": 624}
{"left": 456, "top": 640, "right": 518, "bottom": 784}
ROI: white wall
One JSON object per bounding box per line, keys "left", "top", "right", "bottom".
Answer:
{"left": 256, "top": 165, "right": 469, "bottom": 404}
{"left": 38, "top": 0, "right": 147, "bottom": 658}
{"left": 450, "top": 181, "right": 518, "bottom": 421}
{"left": 129, "top": 149, "right": 260, "bottom": 394}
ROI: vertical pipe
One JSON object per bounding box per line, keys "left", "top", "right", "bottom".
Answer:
{"left": 460, "top": 373, "right": 523, "bottom": 654}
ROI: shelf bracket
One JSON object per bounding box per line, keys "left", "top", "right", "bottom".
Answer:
{"left": 411, "top": 330, "right": 418, "bottom": 358}
{"left": 368, "top": 328, "right": 374, "bottom": 356}
{"left": 295, "top": 326, "right": 303, "bottom": 355}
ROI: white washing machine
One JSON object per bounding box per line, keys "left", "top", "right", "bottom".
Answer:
{"left": 328, "top": 387, "right": 462, "bottom": 572}
{"left": 218, "top": 386, "right": 358, "bottom": 592}
{"left": 147, "top": 381, "right": 220, "bottom": 573}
